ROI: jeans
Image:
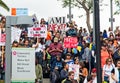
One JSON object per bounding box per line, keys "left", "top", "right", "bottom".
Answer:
{"left": 104, "top": 76, "right": 109, "bottom": 83}
{"left": 35, "top": 52, "right": 43, "bottom": 65}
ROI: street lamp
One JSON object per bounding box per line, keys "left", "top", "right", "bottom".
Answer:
{"left": 93, "top": 0, "right": 102, "bottom": 83}
{"left": 110, "top": 0, "right": 114, "bottom": 31}
{"left": 67, "top": 0, "right": 73, "bottom": 23}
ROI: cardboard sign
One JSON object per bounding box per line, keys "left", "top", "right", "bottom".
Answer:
{"left": 11, "top": 27, "right": 22, "bottom": 44}
{"left": 28, "top": 27, "right": 47, "bottom": 38}
{"left": 64, "top": 37, "right": 78, "bottom": 48}
{"left": 69, "top": 64, "right": 79, "bottom": 80}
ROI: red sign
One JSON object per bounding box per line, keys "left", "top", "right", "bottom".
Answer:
{"left": 48, "top": 24, "right": 66, "bottom": 31}
{"left": 64, "top": 37, "right": 78, "bottom": 48}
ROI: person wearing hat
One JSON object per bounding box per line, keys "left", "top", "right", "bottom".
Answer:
{"left": 64, "top": 53, "right": 74, "bottom": 65}
{"left": 66, "top": 22, "right": 77, "bottom": 37}
{"left": 91, "top": 68, "right": 97, "bottom": 83}
{"left": 48, "top": 37, "right": 63, "bottom": 57}
{"left": 47, "top": 37, "right": 63, "bottom": 72}
{"left": 83, "top": 68, "right": 97, "bottom": 83}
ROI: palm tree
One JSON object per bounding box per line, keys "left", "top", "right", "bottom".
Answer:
{"left": 0, "top": 0, "right": 9, "bottom": 15}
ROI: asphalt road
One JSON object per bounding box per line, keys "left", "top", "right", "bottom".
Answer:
{"left": 43, "top": 78, "right": 50, "bottom": 83}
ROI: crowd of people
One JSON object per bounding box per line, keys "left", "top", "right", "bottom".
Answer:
{"left": 0, "top": 16, "right": 120, "bottom": 83}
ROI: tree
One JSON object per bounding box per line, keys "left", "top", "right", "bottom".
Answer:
{"left": 114, "top": 0, "right": 120, "bottom": 14}
{"left": 58, "top": 0, "right": 93, "bottom": 32}
{"left": 0, "top": 0, "right": 9, "bottom": 15}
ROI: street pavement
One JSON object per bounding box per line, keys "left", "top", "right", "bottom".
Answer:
{"left": 43, "top": 78, "right": 50, "bottom": 83}
{"left": 0, "top": 79, "right": 50, "bottom": 83}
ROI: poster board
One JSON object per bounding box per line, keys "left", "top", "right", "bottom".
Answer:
{"left": 64, "top": 37, "right": 78, "bottom": 48}
{"left": 69, "top": 64, "right": 79, "bottom": 80}
{"left": 28, "top": 27, "right": 47, "bottom": 38}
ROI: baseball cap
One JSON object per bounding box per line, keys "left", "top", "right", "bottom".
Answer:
{"left": 66, "top": 53, "right": 72, "bottom": 56}
{"left": 54, "top": 37, "right": 58, "bottom": 42}
{"left": 91, "top": 68, "right": 97, "bottom": 73}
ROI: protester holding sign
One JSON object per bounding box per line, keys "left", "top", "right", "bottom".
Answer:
{"left": 32, "top": 38, "right": 46, "bottom": 65}
{"left": 66, "top": 22, "right": 77, "bottom": 37}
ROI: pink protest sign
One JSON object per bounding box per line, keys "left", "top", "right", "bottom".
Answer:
{"left": 64, "top": 37, "right": 78, "bottom": 48}
{"left": 0, "top": 30, "right": 6, "bottom": 46}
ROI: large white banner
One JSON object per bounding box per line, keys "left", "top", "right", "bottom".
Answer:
{"left": 11, "top": 48, "right": 36, "bottom": 83}
{"left": 48, "top": 17, "right": 66, "bottom": 31}
{"left": 11, "top": 27, "right": 22, "bottom": 44}
{"left": 28, "top": 27, "right": 47, "bottom": 38}
{"left": 69, "top": 64, "right": 79, "bottom": 80}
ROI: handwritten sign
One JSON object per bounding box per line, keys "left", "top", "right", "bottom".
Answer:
{"left": 69, "top": 64, "right": 79, "bottom": 80}
{"left": 0, "top": 29, "right": 6, "bottom": 46}
{"left": 48, "top": 17, "right": 66, "bottom": 31}
{"left": 64, "top": 37, "right": 78, "bottom": 48}
{"left": 28, "top": 27, "right": 47, "bottom": 38}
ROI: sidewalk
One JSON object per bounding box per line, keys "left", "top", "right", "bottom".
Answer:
{"left": 0, "top": 80, "right": 4, "bottom": 83}
{"left": 43, "top": 78, "right": 50, "bottom": 83}
{"left": 0, "top": 79, "right": 50, "bottom": 83}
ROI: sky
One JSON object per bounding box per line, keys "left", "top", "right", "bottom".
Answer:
{"left": 0, "top": 0, "right": 120, "bottom": 31}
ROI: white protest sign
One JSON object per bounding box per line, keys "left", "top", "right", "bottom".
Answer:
{"left": 48, "top": 17, "right": 66, "bottom": 31}
{"left": 69, "top": 64, "right": 79, "bottom": 80}
{"left": 11, "top": 27, "right": 22, "bottom": 43}
{"left": 11, "top": 48, "right": 36, "bottom": 83}
{"left": 40, "top": 26, "right": 47, "bottom": 38}
{"left": 28, "top": 27, "right": 47, "bottom": 38}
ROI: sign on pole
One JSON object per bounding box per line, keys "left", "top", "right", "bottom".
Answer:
{"left": 11, "top": 8, "right": 28, "bottom": 16}
{"left": 11, "top": 48, "right": 36, "bottom": 83}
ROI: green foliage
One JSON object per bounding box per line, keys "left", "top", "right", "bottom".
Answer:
{"left": 114, "top": 0, "right": 120, "bottom": 15}
{"left": 58, "top": 0, "right": 93, "bottom": 12}
{"left": 0, "top": 0, "right": 9, "bottom": 11}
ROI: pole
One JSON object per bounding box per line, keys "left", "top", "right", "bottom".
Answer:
{"left": 5, "top": 17, "right": 11, "bottom": 83}
{"left": 93, "top": 0, "right": 102, "bottom": 83}
{"left": 69, "top": 0, "right": 72, "bottom": 22}
{"left": 110, "top": 0, "right": 113, "bottom": 31}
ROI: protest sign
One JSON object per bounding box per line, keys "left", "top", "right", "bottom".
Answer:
{"left": 0, "top": 29, "right": 6, "bottom": 46}
{"left": 11, "top": 27, "right": 22, "bottom": 44}
{"left": 28, "top": 27, "right": 47, "bottom": 38}
{"left": 11, "top": 48, "right": 35, "bottom": 83}
{"left": 64, "top": 37, "right": 78, "bottom": 48}
{"left": 48, "top": 17, "right": 66, "bottom": 31}
{"left": 69, "top": 64, "right": 79, "bottom": 80}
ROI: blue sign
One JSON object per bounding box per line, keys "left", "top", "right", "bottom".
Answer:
{"left": 16, "top": 8, "right": 28, "bottom": 16}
